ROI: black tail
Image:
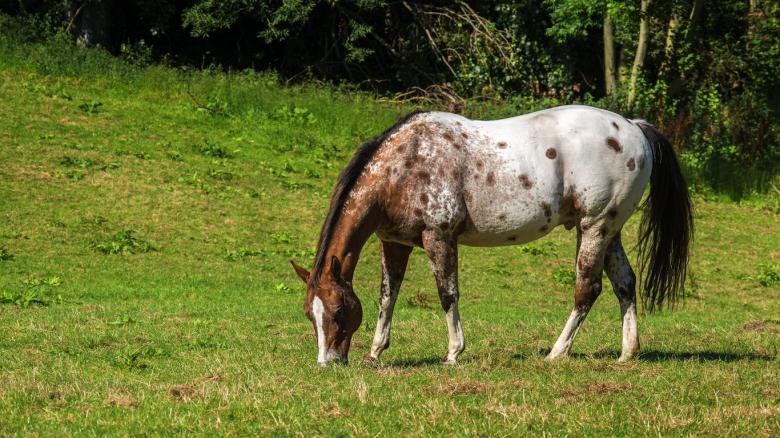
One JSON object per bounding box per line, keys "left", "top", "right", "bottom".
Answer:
{"left": 634, "top": 120, "right": 693, "bottom": 312}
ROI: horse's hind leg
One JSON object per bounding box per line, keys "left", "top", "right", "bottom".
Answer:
{"left": 547, "top": 227, "right": 609, "bottom": 360}
{"left": 365, "top": 240, "right": 413, "bottom": 362}
{"left": 604, "top": 234, "right": 640, "bottom": 361}
{"left": 421, "top": 229, "right": 465, "bottom": 364}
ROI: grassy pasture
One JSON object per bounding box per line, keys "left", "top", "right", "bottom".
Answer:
{"left": 0, "top": 32, "right": 779, "bottom": 436}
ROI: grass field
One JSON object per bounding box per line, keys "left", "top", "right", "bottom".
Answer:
{"left": 1, "top": 28, "right": 779, "bottom": 436}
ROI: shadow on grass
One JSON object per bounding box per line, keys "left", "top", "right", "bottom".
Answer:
{"left": 382, "top": 356, "right": 443, "bottom": 368}
{"left": 638, "top": 350, "right": 774, "bottom": 362}
{"left": 516, "top": 349, "right": 774, "bottom": 362}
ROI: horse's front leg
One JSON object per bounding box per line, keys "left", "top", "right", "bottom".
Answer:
{"left": 365, "top": 240, "right": 413, "bottom": 362}
{"left": 547, "top": 227, "right": 609, "bottom": 359}
{"left": 422, "top": 229, "right": 465, "bottom": 364}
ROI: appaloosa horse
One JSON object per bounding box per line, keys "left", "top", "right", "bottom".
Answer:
{"left": 290, "top": 105, "right": 692, "bottom": 366}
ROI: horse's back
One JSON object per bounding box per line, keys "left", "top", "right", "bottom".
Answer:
{"left": 373, "top": 106, "right": 652, "bottom": 247}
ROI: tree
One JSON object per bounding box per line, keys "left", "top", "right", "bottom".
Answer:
{"left": 626, "top": 0, "right": 650, "bottom": 109}
{"left": 66, "top": 0, "right": 113, "bottom": 48}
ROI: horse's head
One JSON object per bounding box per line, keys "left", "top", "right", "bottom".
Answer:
{"left": 290, "top": 256, "right": 363, "bottom": 366}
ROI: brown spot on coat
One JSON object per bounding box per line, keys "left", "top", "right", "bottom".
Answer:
{"left": 606, "top": 137, "right": 622, "bottom": 153}
{"left": 497, "top": 141, "right": 508, "bottom": 149}
{"left": 413, "top": 208, "right": 423, "bottom": 217}
{"left": 486, "top": 172, "right": 496, "bottom": 185}
{"left": 627, "top": 158, "right": 636, "bottom": 171}
{"left": 546, "top": 148, "right": 557, "bottom": 159}
{"left": 498, "top": 214, "right": 506, "bottom": 220}
{"left": 452, "top": 142, "right": 462, "bottom": 150}
{"left": 541, "top": 202, "right": 552, "bottom": 218}
{"left": 442, "top": 132, "right": 454, "bottom": 142}
{"left": 461, "top": 132, "right": 468, "bottom": 139}
{"left": 420, "top": 193, "right": 429, "bottom": 203}
{"left": 404, "top": 159, "right": 414, "bottom": 169}
{"left": 476, "top": 160, "right": 484, "bottom": 170}
{"left": 518, "top": 174, "right": 533, "bottom": 189}
{"left": 417, "top": 171, "right": 430, "bottom": 182}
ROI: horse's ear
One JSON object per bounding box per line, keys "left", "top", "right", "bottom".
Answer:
{"left": 289, "top": 260, "right": 310, "bottom": 283}
{"left": 329, "top": 255, "right": 342, "bottom": 280}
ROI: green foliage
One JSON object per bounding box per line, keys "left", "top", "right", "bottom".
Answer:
{"left": 78, "top": 100, "right": 103, "bottom": 114}
{"left": 272, "top": 105, "right": 317, "bottom": 125}
{"left": 552, "top": 266, "right": 576, "bottom": 286}
{"left": 0, "top": 245, "right": 13, "bottom": 261}
{"left": 91, "top": 230, "right": 156, "bottom": 255}
{"left": 544, "top": 0, "right": 605, "bottom": 42}
{"left": 1, "top": 277, "right": 63, "bottom": 307}
{"left": 223, "top": 248, "right": 265, "bottom": 261}
{"left": 519, "top": 241, "right": 557, "bottom": 257}
{"left": 192, "top": 139, "right": 234, "bottom": 159}
{"left": 757, "top": 264, "right": 780, "bottom": 288}
{"left": 119, "top": 39, "right": 153, "bottom": 67}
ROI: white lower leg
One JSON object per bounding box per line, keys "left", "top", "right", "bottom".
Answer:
{"left": 618, "top": 301, "right": 639, "bottom": 361}
{"left": 367, "top": 298, "right": 398, "bottom": 359}
{"left": 443, "top": 303, "right": 465, "bottom": 364}
{"left": 547, "top": 308, "right": 589, "bottom": 359}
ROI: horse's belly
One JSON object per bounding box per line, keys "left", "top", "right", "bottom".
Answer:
{"left": 458, "top": 204, "right": 561, "bottom": 247}
{"left": 458, "top": 225, "right": 548, "bottom": 247}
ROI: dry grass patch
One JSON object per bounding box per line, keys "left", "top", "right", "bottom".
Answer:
{"left": 104, "top": 391, "right": 137, "bottom": 408}
{"left": 434, "top": 379, "right": 488, "bottom": 395}
{"left": 559, "top": 381, "right": 633, "bottom": 400}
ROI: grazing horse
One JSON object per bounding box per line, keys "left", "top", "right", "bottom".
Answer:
{"left": 290, "top": 105, "right": 692, "bottom": 366}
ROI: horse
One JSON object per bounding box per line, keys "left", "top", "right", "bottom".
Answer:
{"left": 290, "top": 105, "right": 692, "bottom": 366}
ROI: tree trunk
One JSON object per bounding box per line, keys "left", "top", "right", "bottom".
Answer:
{"left": 603, "top": 14, "right": 618, "bottom": 96}
{"left": 627, "top": 0, "right": 652, "bottom": 109}
{"left": 661, "top": 13, "right": 680, "bottom": 74}
{"left": 67, "top": 0, "right": 113, "bottom": 48}
{"left": 684, "top": 0, "right": 703, "bottom": 45}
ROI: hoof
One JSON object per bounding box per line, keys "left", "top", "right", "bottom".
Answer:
{"left": 441, "top": 355, "right": 458, "bottom": 365}
{"left": 362, "top": 354, "right": 379, "bottom": 365}
{"left": 545, "top": 352, "right": 568, "bottom": 361}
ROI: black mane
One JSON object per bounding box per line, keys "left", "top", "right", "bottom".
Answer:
{"left": 310, "top": 110, "right": 426, "bottom": 286}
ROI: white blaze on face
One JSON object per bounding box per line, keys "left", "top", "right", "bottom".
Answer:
{"left": 312, "top": 296, "right": 327, "bottom": 364}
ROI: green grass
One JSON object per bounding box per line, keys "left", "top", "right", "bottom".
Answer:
{"left": 1, "top": 26, "right": 779, "bottom": 436}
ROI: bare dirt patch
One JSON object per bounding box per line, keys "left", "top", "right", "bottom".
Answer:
{"left": 742, "top": 320, "right": 780, "bottom": 334}
{"left": 168, "top": 384, "right": 200, "bottom": 402}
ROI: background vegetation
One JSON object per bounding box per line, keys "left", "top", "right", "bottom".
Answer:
{"left": 3, "top": 0, "right": 780, "bottom": 196}
{"left": 0, "top": 3, "right": 778, "bottom": 436}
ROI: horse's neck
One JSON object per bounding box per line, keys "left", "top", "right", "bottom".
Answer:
{"left": 324, "top": 192, "right": 379, "bottom": 282}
